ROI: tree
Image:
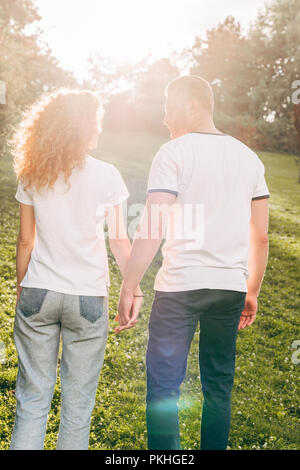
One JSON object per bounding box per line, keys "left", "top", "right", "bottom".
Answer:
{"left": 133, "top": 58, "right": 179, "bottom": 134}
{"left": 87, "top": 55, "right": 179, "bottom": 135}
{"left": 178, "top": 3, "right": 300, "bottom": 181}
{"left": 183, "top": 16, "right": 262, "bottom": 147}
{"left": 84, "top": 53, "right": 139, "bottom": 101}
{"left": 0, "top": 0, "right": 76, "bottom": 154}
{"left": 249, "top": 0, "right": 300, "bottom": 178}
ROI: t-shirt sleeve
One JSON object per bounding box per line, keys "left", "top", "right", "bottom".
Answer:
{"left": 252, "top": 158, "right": 270, "bottom": 200}
{"left": 104, "top": 165, "right": 129, "bottom": 207}
{"left": 147, "top": 144, "right": 179, "bottom": 196}
{"left": 15, "top": 180, "right": 34, "bottom": 206}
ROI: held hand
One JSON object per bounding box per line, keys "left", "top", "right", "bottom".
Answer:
{"left": 115, "top": 291, "right": 144, "bottom": 334}
{"left": 116, "top": 289, "right": 134, "bottom": 327}
{"left": 238, "top": 294, "right": 258, "bottom": 330}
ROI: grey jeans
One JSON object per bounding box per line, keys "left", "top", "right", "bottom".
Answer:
{"left": 10, "top": 287, "right": 109, "bottom": 450}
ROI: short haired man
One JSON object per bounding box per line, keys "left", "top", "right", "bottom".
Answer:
{"left": 117, "top": 75, "right": 270, "bottom": 450}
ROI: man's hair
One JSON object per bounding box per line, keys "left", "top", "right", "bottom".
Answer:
{"left": 165, "top": 75, "right": 214, "bottom": 116}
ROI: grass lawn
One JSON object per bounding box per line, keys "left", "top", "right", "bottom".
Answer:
{"left": 0, "top": 131, "right": 299, "bottom": 450}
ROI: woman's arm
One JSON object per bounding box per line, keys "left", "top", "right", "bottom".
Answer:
{"left": 106, "top": 203, "right": 132, "bottom": 278}
{"left": 16, "top": 203, "right": 36, "bottom": 302}
{"left": 105, "top": 204, "right": 143, "bottom": 332}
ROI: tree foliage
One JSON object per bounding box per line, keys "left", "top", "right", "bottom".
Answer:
{"left": 91, "top": 57, "right": 179, "bottom": 135}
{"left": 1, "top": 0, "right": 299, "bottom": 173}
{"left": 248, "top": 0, "right": 300, "bottom": 155}
{"left": 0, "top": 0, "right": 76, "bottom": 153}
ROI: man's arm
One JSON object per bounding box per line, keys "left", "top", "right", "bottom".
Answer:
{"left": 16, "top": 203, "right": 36, "bottom": 302}
{"left": 247, "top": 198, "right": 269, "bottom": 296}
{"left": 239, "top": 198, "right": 269, "bottom": 330}
{"left": 117, "top": 192, "right": 177, "bottom": 330}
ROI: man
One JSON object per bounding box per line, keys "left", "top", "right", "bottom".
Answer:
{"left": 117, "top": 75, "right": 270, "bottom": 450}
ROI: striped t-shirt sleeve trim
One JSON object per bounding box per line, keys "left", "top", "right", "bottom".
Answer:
{"left": 148, "top": 189, "right": 178, "bottom": 196}
{"left": 252, "top": 194, "right": 270, "bottom": 200}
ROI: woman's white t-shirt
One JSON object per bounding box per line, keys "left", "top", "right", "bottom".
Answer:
{"left": 147, "top": 132, "right": 270, "bottom": 293}
{"left": 15, "top": 155, "right": 129, "bottom": 296}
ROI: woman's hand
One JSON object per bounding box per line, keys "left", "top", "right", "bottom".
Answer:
{"left": 16, "top": 286, "right": 22, "bottom": 306}
{"left": 115, "top": 286, "right": 144, "bottom": 334}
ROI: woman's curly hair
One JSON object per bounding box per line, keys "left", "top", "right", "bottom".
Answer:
{"left": 13, "top": 89, "right": 103, "bottom": 192}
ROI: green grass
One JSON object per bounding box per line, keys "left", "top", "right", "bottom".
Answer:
{"left": 0, "top": 133, "right": 299, "bottom": 450}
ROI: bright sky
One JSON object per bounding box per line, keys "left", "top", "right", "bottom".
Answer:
{"left": 35, "top": 0, "right": 268, "bottom": 79}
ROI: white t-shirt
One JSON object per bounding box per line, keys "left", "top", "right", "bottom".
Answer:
{"left": 147, "top": 132, "right": 270, "bottom": 293}
{"left": 15, "top": 155, "right": 129, "bottom": 296}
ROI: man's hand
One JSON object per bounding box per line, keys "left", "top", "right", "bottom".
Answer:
{"left": 115, "top": 289, "right": 144, "bottom": 334}
{"left": 238, "top": 294, "right": 258, "bottom": 330}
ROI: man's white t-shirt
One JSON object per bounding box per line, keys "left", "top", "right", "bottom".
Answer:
{"left": 147, "top": 132, "right": 270, "bottom": 293}
{"left": 15, "top": 155, "right": 129, "bottom": 296}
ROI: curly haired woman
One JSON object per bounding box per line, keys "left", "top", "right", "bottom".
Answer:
{"left": 10, "top": 89, "right": 143, "bottom": 450}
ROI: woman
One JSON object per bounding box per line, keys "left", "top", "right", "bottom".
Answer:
{"left": 10, "top": 89, "right": 143, "bottom": 450}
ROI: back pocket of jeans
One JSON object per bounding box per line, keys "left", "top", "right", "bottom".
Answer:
{"left": 79, "top": 296, "right": 104, "bottom": 323}
{"left": 18, "top": 287, "right": 48, "bottom": 318}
